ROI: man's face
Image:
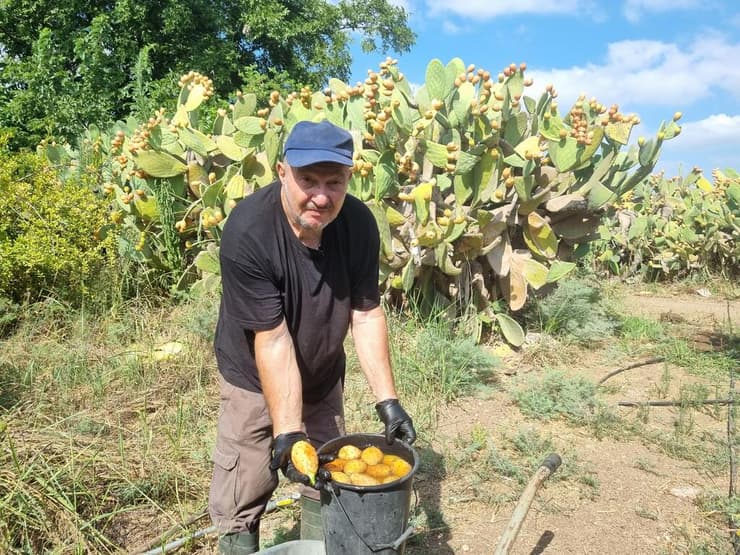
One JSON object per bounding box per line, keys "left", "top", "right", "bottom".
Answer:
{"left": 277, "top": 161, "right": 351, "bottom": 238}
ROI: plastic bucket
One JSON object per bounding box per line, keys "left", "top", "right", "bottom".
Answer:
{"left": 318, "top": 433, "right": 418, "bottom": 555}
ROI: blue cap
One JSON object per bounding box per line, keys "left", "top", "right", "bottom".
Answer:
{"left": 283, "top": 120, "right": 354, "bottom": 167}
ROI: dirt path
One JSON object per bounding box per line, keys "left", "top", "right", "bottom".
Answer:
{"left": 619, "top": 289, "right": 738, "bottom": 328}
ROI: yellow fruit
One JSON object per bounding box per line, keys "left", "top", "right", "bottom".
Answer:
{"left": 322, "top": 458, "right": 346, "bottom": 472}
{"left": 291, "top": 440, "right": 319, "bottom": 485}
{"left": 389, "top": 458, "right": 412, "bottom": 478}
{"left": 350, "top": 473, "right": 380, "bottom": 486}
{"left": 360, "top": 446, "right": 384, "bottom": 466}
{"left": 338, "top": 445, "right": 362, "bottom": 460}
{"left": 331, "top": 471, "right": 351, "bottom": 484}
{"left": 343, "top": 459, "right": 368, "bottom": 475}
{"left": 366, "top": 464, "right": 391, "bottom": 479}
{"left": 381, "top": 475, "right": 399, "bottom": 484}
{"left": 382, "top": 454, "right": 402, "bottom": 466}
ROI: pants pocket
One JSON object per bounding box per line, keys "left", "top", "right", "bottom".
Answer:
{"left": 209, "top": 445, "right": 240, "bottom": 522}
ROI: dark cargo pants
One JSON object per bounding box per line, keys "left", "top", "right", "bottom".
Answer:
{"left": 208, "top": 376, "right": 345, "bottom": 534}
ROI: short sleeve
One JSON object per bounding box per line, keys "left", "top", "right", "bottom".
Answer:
{"left": 219, "top": 250, "right": 284, "bottom": 331}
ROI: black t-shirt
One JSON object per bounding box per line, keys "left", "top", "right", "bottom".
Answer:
{"left": 214, "top": 181, "right": 381, "bottom": 403}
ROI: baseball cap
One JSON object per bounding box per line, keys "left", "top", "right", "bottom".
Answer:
{"left": 283, "top": 120, "right": 354, "bottom": 167}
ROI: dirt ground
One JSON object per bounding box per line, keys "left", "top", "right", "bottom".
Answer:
{"left": 407, "top": 290, "right": 739, "bottom": 555}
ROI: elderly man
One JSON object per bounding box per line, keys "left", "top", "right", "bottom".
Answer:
{"left": 209, "top": 119, "right": 416, "bottom": 554}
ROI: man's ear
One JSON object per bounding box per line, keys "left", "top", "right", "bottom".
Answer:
{"left": 276, "top": 161, "right": 286, "bottom": 179}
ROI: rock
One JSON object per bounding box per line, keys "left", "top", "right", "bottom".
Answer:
{"left": 669, "top": 486, "right": 702, "bottom": 500}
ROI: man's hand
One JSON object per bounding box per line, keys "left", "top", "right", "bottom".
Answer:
{"left": 376, "top": 399, "right": 416, "bottom": 445}
{"left": 269, "top": 432, "right": 331, "bottom": 489}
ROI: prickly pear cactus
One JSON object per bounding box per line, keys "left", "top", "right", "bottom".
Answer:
{"left": 593, "top": 167, "right": 739, "bottom": 278}
{"left": 86, "top": 59, "right": 682, "bottom": 343}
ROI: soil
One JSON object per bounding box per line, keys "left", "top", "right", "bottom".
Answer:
{"left": 408, "top": 289, "right": 739, "bottom": 555}
{"left": 135, "top": 289, "right": 739, "bottom": 554}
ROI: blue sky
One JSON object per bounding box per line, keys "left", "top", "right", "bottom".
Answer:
{"left": 349, "top": 0, "right": 740, "bottom": 178}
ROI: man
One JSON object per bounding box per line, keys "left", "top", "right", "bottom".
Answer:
{"left": 209, "top": 119, "right": 416, "bottom": 554}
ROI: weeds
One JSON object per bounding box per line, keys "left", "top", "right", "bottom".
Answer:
{"left": 524, "top": 277, "right": 619, "bottom": 343}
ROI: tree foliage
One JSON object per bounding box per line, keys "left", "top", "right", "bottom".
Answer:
{"left": 0, "top": 0, "right": 414, "bottom": 148}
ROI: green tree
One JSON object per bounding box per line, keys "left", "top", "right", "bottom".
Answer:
{"left": 0, "top": 0, "right": 415, "bottom": 148}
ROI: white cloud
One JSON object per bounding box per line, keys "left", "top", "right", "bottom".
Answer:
{"left": 425, "top": 0, "right": 587, "bottom": 18}
{"left": 527, "top": 35, "right": 740, "bottom": 108}
{"left": 670, "top": 113, "right": 740, "bottom": 148}
{"left": 622, "top": 0, "right": 704, "bottom": 23}
{"left": 655, "top": 114, "right": 740, "bottom": 174}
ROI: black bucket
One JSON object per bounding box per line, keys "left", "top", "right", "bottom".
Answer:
{"left": 318, "top": 433, "right": 418, "bottom": 555}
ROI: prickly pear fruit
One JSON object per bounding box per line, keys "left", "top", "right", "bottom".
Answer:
{"left": 291, "top": 440, "right": 319, "bottom": 485}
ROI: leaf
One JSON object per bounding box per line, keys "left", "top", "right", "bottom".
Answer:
{"left": 514, "top": 136, "right": 541, "bottom": 160}
{"left": 216, "top": 135, "right": 248, "bottom": 162}
{"left": 605, "top": 121, "right": 633, "bottom": 145}
{"left": 524, "top": 212, "right": 558, "bottom": 259}
{"left": 179, "top": 127, "right": 216, "bottom": 157}
{"left": 546, "top": 261, "right": 576, "bottom": 283}
{"left": 423, "top": 141, "right": 449, "bottom": 168}
{"left": 486, "top": 232, "right": 512, "bottom": 276}
{"left": 504, "top": 251, "right": 528, "bottom": 311}
{"left": 454, "top": 150, "right": 480, "bottom": 175}
{"left": 495, "top": 313, "right": 525, "bottom": 347}
{"left": 374, "top": 150, "right": 397, "bottom": 201}
{"left": 234, "top": 116, "right": 265, "bottom": 135}
{"left": 522, "top": 258, "right": 548, "bottom": 289}
{"left": 194, "top": 248, "right": 220, "bottom": 274}
{"left": 134, "top": 151, "right": 187, "bottom": 178}
{"left": 425, "top": 59, "right": 446, "bottom": 103}
{"left": 225, "top": 174, "right": 246, "bottom": 199}
{"left": 183, "top": 84, "right": 206, "bottom": 111}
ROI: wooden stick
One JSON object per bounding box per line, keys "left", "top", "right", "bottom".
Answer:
{"left": 597, "top": 357, "right": 665, "bottom": 386}
{"left": 494, "top": 453, "right": 561, "bottom": 555}
{"left": 724, "top": 300, "right": 738, "bottom": 554}
{"left": 618, "top": 399, "right": 739, "bottom": 407}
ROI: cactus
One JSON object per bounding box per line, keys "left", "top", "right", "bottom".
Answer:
{"left": 88, "top": 58, "right": 681, "bottom": 343}
{"left": 592, "top": 168, "right": 739, "bottom": 278}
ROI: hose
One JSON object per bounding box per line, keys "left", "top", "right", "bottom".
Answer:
{"left": 139, "top": 493, "right": 301, "bottom": 555}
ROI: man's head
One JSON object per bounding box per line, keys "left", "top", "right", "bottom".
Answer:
{"left": 277, "top": 121, "right": 354, "bottom": 246}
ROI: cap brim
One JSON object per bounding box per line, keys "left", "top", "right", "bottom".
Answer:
{"left": 284, "top": 149, "right": 353, "bottom": 168}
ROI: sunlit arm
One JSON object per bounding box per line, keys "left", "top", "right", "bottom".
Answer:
{"left": 254, "top": 319, "right": 303, "bottom": 437}
{"left": 350, "top": 305, "right": 398, "bottom": 403}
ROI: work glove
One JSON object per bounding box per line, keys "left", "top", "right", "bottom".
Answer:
{"left": 269, "top": 431, "right": 332, "bottom": 490}
{"left": 375, "top": 398, "right": 416, "bottom": 445}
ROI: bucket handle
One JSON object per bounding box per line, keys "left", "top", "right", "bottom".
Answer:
{"left": 327, "top": 485, "right": 415, "bottom": 552}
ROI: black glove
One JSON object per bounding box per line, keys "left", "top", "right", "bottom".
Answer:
{"left": 269, "top": 432, "right": 332, "bottom": 490}
{"left": 376, "top": 398, "right": 416, "bottom": 445}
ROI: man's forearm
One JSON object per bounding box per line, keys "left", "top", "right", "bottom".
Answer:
{"left": 254, "top": 320, "right": 303, "bottom": 437}
{"left": 351, "top": 306, "right": 398, "bottom": 402}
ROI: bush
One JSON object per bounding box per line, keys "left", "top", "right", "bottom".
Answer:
{"left": 524, "top": 277, "right": 619, "bottom": 343}
{"left": 0, "top": 151, "right": 116, "bottom": 305}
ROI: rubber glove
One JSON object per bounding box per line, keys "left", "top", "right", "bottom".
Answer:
{"left": 375, "top": 399, "right": 417, "bottom": 445}
{"left": 269, "top": 431, "right": 331, "bottom": 489}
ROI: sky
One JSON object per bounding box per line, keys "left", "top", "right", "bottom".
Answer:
{"left": 348, "top": 0, "right": 740, "bottom": 178}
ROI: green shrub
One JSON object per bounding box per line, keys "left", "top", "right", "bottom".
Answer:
{"left": 0, "top": 151, "right": 116, "bottom": 305}
{"left": 524, "top": 277, "right": 619, "bottom": 343}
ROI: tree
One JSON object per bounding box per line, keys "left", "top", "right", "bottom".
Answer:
{"left": 0, "top": 0, "right": 415, "bottom": 149}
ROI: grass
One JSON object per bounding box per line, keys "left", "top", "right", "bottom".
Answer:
{"left": 1, "top": 273, "right": 738, "bottom": 553}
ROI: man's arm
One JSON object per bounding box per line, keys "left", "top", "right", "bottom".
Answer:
{"left": 254, "top": 318, "right": 303, "bottom": 436}
{"left": 350, "top": 305, "right": 398, "bottom": 402}
{"left": 351, "top": 305, "right": 416, "bottom": 444}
